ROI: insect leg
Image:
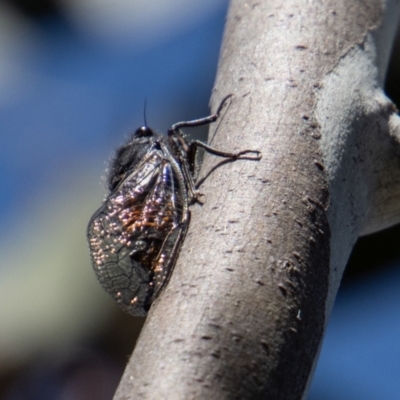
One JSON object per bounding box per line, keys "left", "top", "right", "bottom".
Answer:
{"left": 179, "top": 154, "right": 204, "bottom": 204}
{"left": 168, "top": 94, "right": 233, "bottom": 132}
{"left": 185, "top": 142, "right": 261, "bottom": 205}
{"left": 189, "top": 141, "right": 261, "bottom": 160}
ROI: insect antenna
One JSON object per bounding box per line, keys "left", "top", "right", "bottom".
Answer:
{"left": 143, "top": 98, "right": 148, "bottom": 127}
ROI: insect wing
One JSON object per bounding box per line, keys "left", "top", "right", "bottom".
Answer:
{"left": 87, "top": 148, "right": 187, "bottom": 316}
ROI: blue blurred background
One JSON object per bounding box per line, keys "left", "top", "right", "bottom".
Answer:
{"left": 0, "top": 1, "right": 399, "bottom": 398}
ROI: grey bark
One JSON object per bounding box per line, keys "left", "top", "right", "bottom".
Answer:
{"left": 114, "top": 0, "right": 400, "bottom": 399}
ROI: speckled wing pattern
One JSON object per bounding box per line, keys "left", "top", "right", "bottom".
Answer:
{"left": 87, "top": 148, "right": 188, "bottom": 316}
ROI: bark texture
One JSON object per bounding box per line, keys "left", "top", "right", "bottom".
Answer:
{"left": 114, "top": 0, "right": 400, "bottom": 399}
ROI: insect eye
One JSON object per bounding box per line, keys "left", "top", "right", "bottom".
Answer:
{"left": 135, "top": 126, "right": 153, "bottom": 137}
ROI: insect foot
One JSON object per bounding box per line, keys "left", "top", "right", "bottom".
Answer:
{"left": 87, "top": 96, "right": 261, "bottom": 316}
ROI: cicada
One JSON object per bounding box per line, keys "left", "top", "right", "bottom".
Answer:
{"left": 87, "top": 95, "right": 260, "bottom": 316}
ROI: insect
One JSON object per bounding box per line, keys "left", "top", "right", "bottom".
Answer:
{"left": 87, "top": 95, "right": 261, "bottom": 316}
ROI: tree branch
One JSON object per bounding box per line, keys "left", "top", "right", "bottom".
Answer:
{"left": 114, "top": 0, "right": 400, "bottom": 398}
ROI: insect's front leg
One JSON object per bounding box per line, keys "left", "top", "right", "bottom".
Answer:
{"left": 189, "top": 140, "right": 262, "bottom": 161}
{"left": 169, "top": 94, "right": 233, "bottom": 132}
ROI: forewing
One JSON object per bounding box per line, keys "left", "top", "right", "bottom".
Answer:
{"left": 87, "top": 149, "right": 187, "bottom": 316}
